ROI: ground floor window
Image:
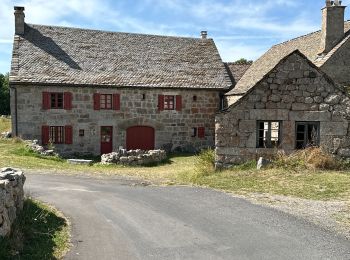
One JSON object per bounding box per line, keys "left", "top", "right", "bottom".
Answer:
{"left": 257, "top": 121, "right": 281, "bottom": 148}
{"left": 50, "top": 126, "right": 64, "bottom": 144}
{"left": 295, "top": 122, "right": 320, "bottom": 149}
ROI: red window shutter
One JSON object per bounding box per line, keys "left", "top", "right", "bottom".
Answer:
{"left": 198, "top": 127, "right": 205, "bottom": 138}
{"left": 93, "top": 93, "right": 100, "bottom": 110}
{"left": 113, "top": 94, "right": 120, "bottom": 110}
{"left": 176, "top": 95, "right": 182, "bottom": 111}
{"left": 42, "top": 92, "right": 50, "bottom": 110}
{"left": 158, "top": 95, "right": 164, "bottom": 111}
{"left": 42, "top": 125, "right": 50, "bottom": 145}
{"left": 64, "top": 125, "right": 73, "bottom": 144}
{"left": 64, "top": 92, "right": 72, "bottom": 110}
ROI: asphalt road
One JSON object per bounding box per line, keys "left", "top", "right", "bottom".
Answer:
{"left": 25, "top": 173, "right": 350, "bottom": 260}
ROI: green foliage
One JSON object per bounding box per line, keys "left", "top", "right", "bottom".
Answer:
{"left": 0, "top": 73, "right": 10, "bottom": 115}
{"left": 0, "top": 198, "right": 70, "bottom": 259}
{"left": 185, "top": 149, "right": 215, "bottom": 182}
{"left": 233, "top": 58, "right": 253, "bottom": 64}
{"left": 12, "top": 145, "right": 64, "bottom": 163}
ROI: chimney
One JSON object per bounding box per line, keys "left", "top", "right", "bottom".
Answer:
{"left": 319, "top": 0, "right": 346, "bottom": 54}
{"left": 201, "top": 31, "right": 208, "bottom": 39}
{"left": 14, "top": 6, "right": 25, "bottom": 35}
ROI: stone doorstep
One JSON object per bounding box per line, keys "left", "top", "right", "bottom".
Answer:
{"left": 67, "top": 159, "right": 93, "bottom": 165}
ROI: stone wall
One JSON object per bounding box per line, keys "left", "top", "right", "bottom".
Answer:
{"left": 11, "top": 87, "right": 221, "bottom": 155}
{"left": 216, "top": 52, "right": 350, "bottom": 168}
{"left": 101, "top": 149, "right": 167, "bottom": 166}
{"left": 0, "top": 168, "right": 26, "bottom": 237}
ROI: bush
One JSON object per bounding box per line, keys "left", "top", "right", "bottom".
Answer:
{"left": 188, "top": 149, "right": 215, "bottom": 181}
{"left": 273, "top": 147, "right": 342, "bottom": 171}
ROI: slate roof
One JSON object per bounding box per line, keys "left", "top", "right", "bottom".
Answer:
{"left": 227, "top": 21, "right": 350, "bottom": 96}
{"left": 10, "top": 24, "right": 232, "bottom": 90}
{"left": 224, "top": 62, "right": 251, "bottom": 85}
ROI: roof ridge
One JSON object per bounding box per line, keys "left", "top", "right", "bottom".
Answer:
{"left": 27, "top": 23, "right": 206, "bottom": 41}
{"left": 273, "top": 20, "right": 350, "bottom": 49}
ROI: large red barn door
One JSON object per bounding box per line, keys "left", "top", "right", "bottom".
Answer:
{"left": 126, "top": 126, "right": 155, "bottom": 150}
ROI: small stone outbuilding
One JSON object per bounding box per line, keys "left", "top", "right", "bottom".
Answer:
{"left": 215, "top": 50, "right": 350, "bottom": 168}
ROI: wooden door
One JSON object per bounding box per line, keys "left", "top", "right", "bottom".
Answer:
{"left": 101, "top": 126, "right": 113, "bottom": 155}
{"left": 126, "top": 126, "right": 155, "bottom": 150}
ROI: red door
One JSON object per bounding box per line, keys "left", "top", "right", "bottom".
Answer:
{"left": 126, "top": 126, "right": 155, "bottom": 150}
{"left": 101, "top": 126, "right": 113, "bottom": 155}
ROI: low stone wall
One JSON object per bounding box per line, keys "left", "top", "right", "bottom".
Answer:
{"left": 0, "top": 168, "right": 26, "bottom": 237}
{"left": 101, "top": 149, "right": 167, "bottom": 166}
{"left": 25, "top": 140, "right": 57, "bottom": 156}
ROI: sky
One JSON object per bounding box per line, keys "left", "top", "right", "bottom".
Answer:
{"left": 1, "top": 0, "right": 350, "bottom": 74}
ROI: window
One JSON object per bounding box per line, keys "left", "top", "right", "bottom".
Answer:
{"left": 164, "top": 95, "right": 175, "bottom": 110}
{"left": 100, "top": 94, "right": 112, "bottom": 110}
{"left": 50, "top": 93, "right": 64, "bottom": 109}
{"left": 193, "top": 95, "right": 197, "bottom": 101}
{"left": 43, "top": 92, "right": 72, "bottom": 110}
{"left": 257, "top": 121, "right": 281, "bottom": 148}
{"left": 79, "top": 129, "right": 85, "bottom": 137}
{"left": 191, "top": 127, "right": 197, "bottom": 137}
{"left": 49, "top": 126, "right": 64, "bottom": 144}
{"left": 296, "top": 122, "right": 320, "bottom": 149}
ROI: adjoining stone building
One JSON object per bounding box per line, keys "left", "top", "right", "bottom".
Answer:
{"left": 10, "top": 7, "right": 233, "bottom": 155}
{"left": 216, "top": 0, "right": 350, "bottom": 167}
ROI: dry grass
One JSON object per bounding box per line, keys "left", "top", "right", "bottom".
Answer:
{"left": 0, "top": 117, "right": 11, "bottom": 133}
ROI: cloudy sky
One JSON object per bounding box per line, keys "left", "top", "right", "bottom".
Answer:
{"left": 1, "top": 0, "right": 350, "bottom": 74}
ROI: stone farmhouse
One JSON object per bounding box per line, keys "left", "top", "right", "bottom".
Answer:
{"left": 216, "top": 0, "right": 350, "bottom": 167}
{"left": 9, "top": 6, "right": 242, "bottom": 155}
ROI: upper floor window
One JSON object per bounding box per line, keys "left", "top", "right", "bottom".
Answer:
{"left": 257, "top": 121, "right": 281, "bottom": 148}
{"left": 100, "top": 94, "right": 113, "bottom": 110}
{"left": 158, "top": 94, "right": 182, "bottom": 111}
{"left": 93, "top": 93, "right": 120, "bottom": 111}
{"left": 164, "top": 95, "right": 175, "bottom": 110}
{"left": 42, "top": 92, "right": 72, "bottom": 110}
{"left": 50, "top": 93, "right": 64, "bottom": 109}
{"left": 296, "top": 122, "right": 319, "bottom": 149}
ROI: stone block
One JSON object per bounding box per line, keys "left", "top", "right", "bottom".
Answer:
{"left": 320, "top": 121, "right": 348, "bottom": 136}
{"left": 289, "top": 111, "right": 331, "bottom": 121}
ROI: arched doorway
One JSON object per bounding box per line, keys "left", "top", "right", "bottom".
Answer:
{"left": 126, "top": 126, "right": 155, "bottom": 150}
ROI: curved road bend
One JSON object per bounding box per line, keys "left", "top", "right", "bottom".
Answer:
{"left": 25, "top": 173, "right": 350, "bottom": 260}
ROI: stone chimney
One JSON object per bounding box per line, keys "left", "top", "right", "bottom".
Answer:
{"left": 201, "top": 31, "right": 208, "bottom": 39}
{"left": 319, "top": 0, "right": 346, "bottom": 54}
{"left": 14, "top": 6, "right": 25, "bottom": 35}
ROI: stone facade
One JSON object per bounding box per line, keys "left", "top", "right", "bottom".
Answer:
{"left": 11, "top": 86, "right": 220, "bottom": 155}
{"left": 0, "top": 168, "right": 26, "bottom": 237}
{"left": 216, "top": 51, "right": 350, "bottom": 168}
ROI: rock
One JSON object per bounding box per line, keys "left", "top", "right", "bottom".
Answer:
{"left": 257, "top": 157, "right": 271, "bottom": 170}
{"left": 0, "top": 167, "right": 25, "bottom": 237}
{"left": 67, "top": 159, "right": 93, "bottom": 165}
{"left": 1, "top": 132, "right": 12, "bottom": 139}
{"left": 101, "top": 150, "right": 167, "bottom": 166}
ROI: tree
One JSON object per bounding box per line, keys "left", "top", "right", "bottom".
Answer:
{"left": 233, "top": 58, "right": 253, "bottom": 64}
{"left": 0, "top": 73, "right": 10, "bottom": 115}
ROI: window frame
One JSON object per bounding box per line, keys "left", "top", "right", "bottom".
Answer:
{"left": 295, "top": 121, "right": 320, "bottom": 149}
{"left": 100, "top": 94, "right": 113, "bottom": 110}
{"left": 256, "top": 121, "right": 282, "bottom": 148}
{"left": 50, "top": 93, "right": 64, "bottom": 109}
{"left": 164, "top": 95, "right": 175, "bottom": 110}
{"left": 49, "top": 126, "right": 65, "bottom": 144}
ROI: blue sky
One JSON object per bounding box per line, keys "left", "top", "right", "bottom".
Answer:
{"left": 1, "top": 0, "right": 350, "bottom": 74}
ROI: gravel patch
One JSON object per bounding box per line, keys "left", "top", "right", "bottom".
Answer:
{"left": 234, "top": 193, "right": 350, "bottom": 239}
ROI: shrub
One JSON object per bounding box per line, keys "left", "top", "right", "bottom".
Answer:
{"left": 272, "top": 147, "right": 342, "bottom": 171}
{"left": 186, "top": 149, "right": 215, "bottom": 182}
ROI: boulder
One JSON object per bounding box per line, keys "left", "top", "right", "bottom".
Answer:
{"left": 257, "top": 157, "right": 271, "bottom": 170}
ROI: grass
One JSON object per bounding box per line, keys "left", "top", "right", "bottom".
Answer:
{"left": 0, "top": 198, "right": 70, "bottom": 260}
{"left": 0, "top": 117, "right": 349, "bottom": 201}
{"left": 0, "top": 117, "right": 11, "bottom": 133}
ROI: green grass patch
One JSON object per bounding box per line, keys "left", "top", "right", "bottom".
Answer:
{"left": 0, "top": 198, "right": 70, "bottom": 259}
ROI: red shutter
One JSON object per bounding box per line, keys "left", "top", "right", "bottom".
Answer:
{"left": 93, "top": 93, "right": 100, "bottom": 110}
{"left": 64, "top": 92, "right": 72, "bottom": 110}
{"left": 42, "top": 125, "right": 50, "bottom": 145}
{"left": 65, "top": 125, "right": 73, "bottom": 144}
{"left": 158, "top": 95, "right": 164, "bottom": 111}
{"left": 113, "top": 94, "right": 120, "bottom": 110}
{"left": 176, "top": 95, "right": 182, "bottom": 111}
{"left": 42, "top": 92, "right": 50, "bottom": 110}
{"left": 198, "top": 127, "right": 205, "bottom": 138}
